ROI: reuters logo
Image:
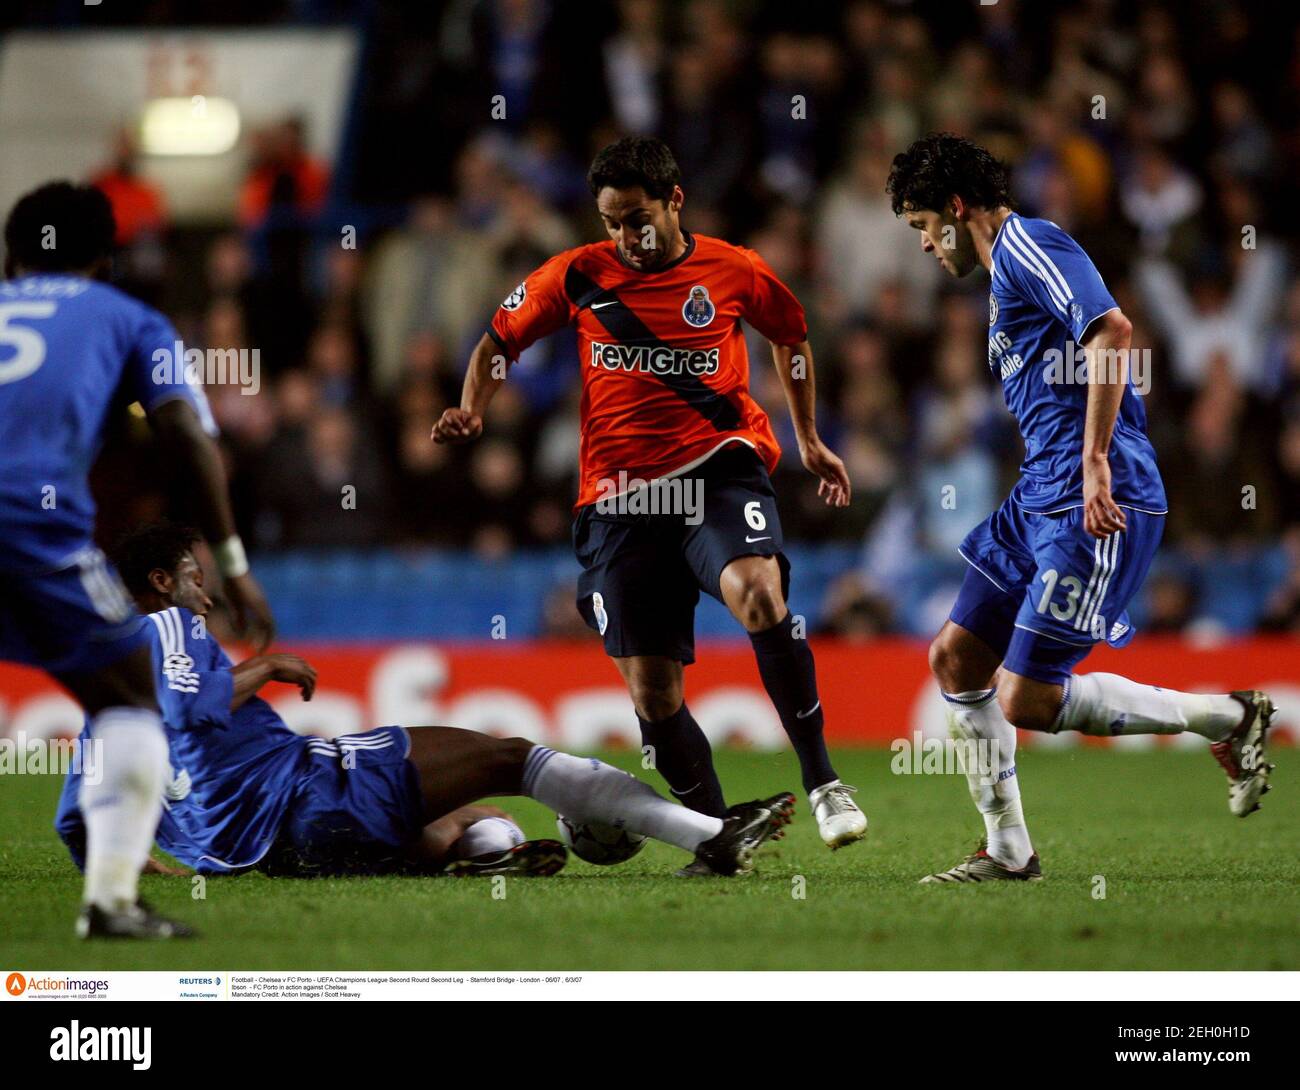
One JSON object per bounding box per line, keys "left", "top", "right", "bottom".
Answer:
{"left": 6, "top": 972, "right": 26, "bottom": 996}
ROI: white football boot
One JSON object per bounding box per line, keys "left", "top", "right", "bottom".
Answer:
{"left": 920, "top": 840, "right": 1042, "bottom": 884}
{"left": 808, "top": 780, "right": 867, "bottom": 849}
{"left": 1213, "top": 690, "right": 1276, "bottom": 817}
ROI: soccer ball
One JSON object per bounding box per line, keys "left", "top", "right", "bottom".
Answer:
{"left": 555, "top": 816, "right": 647, "bottom": 866}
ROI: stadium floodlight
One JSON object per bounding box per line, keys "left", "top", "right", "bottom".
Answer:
{"left": 138, "top": 95, "right": 240, "bottom": 156}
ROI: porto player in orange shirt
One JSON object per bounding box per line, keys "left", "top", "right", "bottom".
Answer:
{"left": 434, "top": 137, "right": 866, "bottom": 865}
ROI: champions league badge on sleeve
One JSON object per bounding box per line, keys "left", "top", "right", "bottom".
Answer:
{"left": 682, "top": 285, "right": 716, "bottom": 328}
{"left": 501, "top": 282, "right": 527, "bottom": 311}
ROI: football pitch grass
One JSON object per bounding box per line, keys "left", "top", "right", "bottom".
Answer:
{"left": 2, "top": 747, "right": 1296, "bottom": 971}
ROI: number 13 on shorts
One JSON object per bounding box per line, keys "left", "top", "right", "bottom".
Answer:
{"left": 1036, "top": 566, "right": 1106, "bottom": 640}
{"left": 1032, "top": 528, "right": 1126, "bottom": 644}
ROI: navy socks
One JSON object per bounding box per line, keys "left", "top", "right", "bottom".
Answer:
{"left": 749, "top": 612, "right": 837, "bottom": 792}
{"left": 636, "top": 703, "right": 727, "bottom": 818}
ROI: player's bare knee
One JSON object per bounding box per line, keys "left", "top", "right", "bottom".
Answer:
{"left": 929, "top": 624, "right": 998, "bottom": 694}
{"left": 725, "top": 573, "right": 783, "bottom": 631}
{"left": 997, "top": 683, "right": 1057, "bottom": 732}
{"left": 626, "top": 670, "right": 682, "bottom": 721}
{"left": 929, "top": 630, "right": 973, "bottom": 692}
{"left": 632, "top": 687, "right": 681, "bottom": 722}
{"left": 928, "top": 632, "right": 958, "bottom": 688}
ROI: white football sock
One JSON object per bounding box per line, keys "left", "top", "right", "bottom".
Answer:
{"left": 79, "top": 708, "right": 168, "bottom": 912}
{"left": 457, "top": 816, "right": 524, "bottom": 857}
{"left": 1054, "top": 673, "right": 1242, "bottom": 740}
{"left": 522, "top": 747, "right": 723, "bottom": 853}
{"left": 943, "top": 688, "right": 1033, "bottom": 869}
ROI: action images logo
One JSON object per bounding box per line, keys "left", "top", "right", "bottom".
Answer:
{"left": 11, "top": 973, "right": 110, "bottom": 996}
{"left": 590, "top": 342, "right": 719, "bottom": 377}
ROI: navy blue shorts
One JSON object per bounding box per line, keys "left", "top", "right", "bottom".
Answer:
{"left": 950, "top": 497, "right": 1164, "bottom": 684}
{"left": 0, "top": 539, "right": 148, "bottom": 677}
{"left": 260, "top": 727, "right": 425, "bottom": 876}
{"left": 574, "top": 444, "right": 790, "bottom": 665}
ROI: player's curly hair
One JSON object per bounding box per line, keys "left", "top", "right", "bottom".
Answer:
{"left": 886, "top": 133, "right": 1013, "bottom": 216}
{"left": 113, "top": 522, "right": 202, "bottom": 598}
{"left": 3, "top": 181, "right": 117, "bottom": 275}
{"left": 587, "top": 136, "right": 682, "bottom": 203}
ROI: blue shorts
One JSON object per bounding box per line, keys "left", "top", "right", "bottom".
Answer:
{"left": 0, "top": 538, "right": 148, "bottom": 677}
{"left": 574, "top": 444, "right": 790, "bottom": 664}
{"left": 260, "top": 727, "right": 425, "bottom": 876}
{"left": 950, "top": 498, "right": 1164, "bottom": 684}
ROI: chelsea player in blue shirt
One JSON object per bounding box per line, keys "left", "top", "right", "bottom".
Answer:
{"left": 55, "top": 524, "right": 794, "bottom": 883}
{"left": 0, "top": 183, "right": 275, "bottom": 936}
{"left": 887, "top": 134, "right": 1275, "bottom": 883}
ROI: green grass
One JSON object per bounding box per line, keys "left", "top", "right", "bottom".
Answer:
{"left": 1, "top": 748, "right": 1296, "bottom": 970}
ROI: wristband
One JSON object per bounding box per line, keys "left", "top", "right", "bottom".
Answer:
{"left": 213, "top": 535, "right": 249, "bottom": 578}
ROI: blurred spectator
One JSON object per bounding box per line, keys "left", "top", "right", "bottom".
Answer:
{"left": 466, "top": 439, "right": 531, "bottom": 556}
{"left": 237, "top": 117, "right": 330, "bottom": 230}
{"left": 816, "top": 572, "right": 894, "bottom": 640}
{"left": 305, "top": 322, "right": 363, "bottom": 409}
{"left": 602, "top": 0, "right": 664, "bottom": 134}
{"left": 660, "top": 45, "right": 752, "bottom": 212}
{"left": 363, "top": 196, "right": 496, "bottom": 396}
{"left": 1120, "top": 144, "right": 1202, "bottom": 258}
{"left": 90, "top": 127, "right": 167, "bottom": 245}
{"left": 913, "top": 339, "right": 1001, "bottom": 555}
{"left": 1209, "top": 82, "right": 1274, "bottom": 183}
{"left": 1164, "top": 358, "right": 1279, "bottom": 547}
{"left": 1137, "top": 242, "right": 1286, "bottom": 391}
{"left": 90, "top": 127, "right": 169, "bottom": 302}
{"left": 1133, "top": 53, "right": 1195, "bottom": 148}
{"left": 814, "top": 144, "right": 939, "bottom": 326}
{"left": 1143, "top": 569, "right": 1198, "bottom": 635}
{"left": 260, "top": 406, "right": 389, "bottom": 548}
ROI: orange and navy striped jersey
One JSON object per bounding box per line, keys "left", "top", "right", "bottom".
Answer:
{"left": 488, "top": 232, "right": 807, "bottom": 509}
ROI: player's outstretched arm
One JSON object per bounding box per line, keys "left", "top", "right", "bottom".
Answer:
{"left": 432, "top": 332, "right": 504, "bottom": 445}
{"left": 1080, "top": 308, "right": 1134, "bottom": 539}
{"left": 149, "top": 399, "right": 275, "bottom": 650}
{"left": 770, "top": 339, "right": 851, "bottom": 508}
{"left": 230, "top": 653, "right": 317, "bottom": 709}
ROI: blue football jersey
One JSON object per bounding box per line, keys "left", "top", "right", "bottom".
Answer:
{"left": 0, "top": 275, "right": 215, "bottom": 571}
{"left": 56, "top": 606, "right": 310, "bottom": 873}
{"left": 986, "top": 214, "right": 1166, "bottom": 514}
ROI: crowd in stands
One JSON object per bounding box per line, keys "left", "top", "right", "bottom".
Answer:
{"left": 76, "top": 0, "right": 1300, "bottom": 636}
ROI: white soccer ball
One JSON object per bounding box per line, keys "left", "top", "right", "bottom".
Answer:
{"left": 555, "top": 815, "right": 647, "bottom": 866}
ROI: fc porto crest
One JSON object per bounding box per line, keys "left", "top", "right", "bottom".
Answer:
{"left": 682, "top": 284, "right": 716, "bottom": 328}
{"left": 989, "top": 293, "right": 999, "bottom": 325}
